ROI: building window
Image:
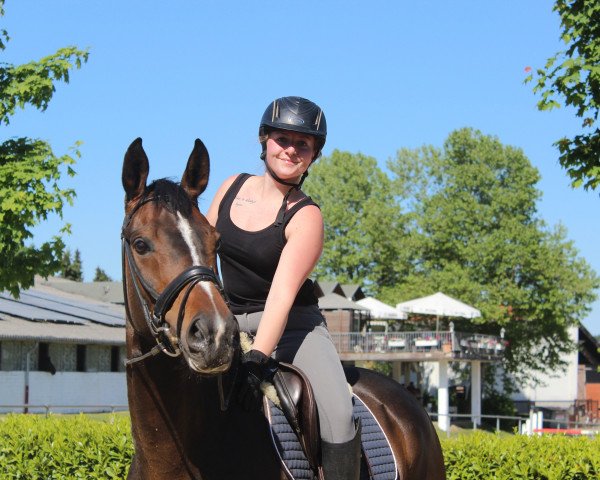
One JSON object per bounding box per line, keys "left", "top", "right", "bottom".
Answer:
{"left": 49, "top": 343, "right": 76, "bottom": 371}
{"left": 86, "top": 345, "right": 110, "bottom": 372}
{"left": 38, "top": 342, "right": 48, "bottom": 370}
{"left": 111, "top": 346, "right": 120, "bottom": 372}
{"left": 110, "top": 346, "right": 126, "bottom": 372}
{"left": 0, "top": 341, "right": 37, "bottom": 371}
{"left": 38, "top": 343, "right": 56, "bottom": 374}
{"left": 76, "top": 345, "right": 86, "bottom": 372}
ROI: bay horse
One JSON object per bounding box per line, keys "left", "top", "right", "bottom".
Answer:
{"left": 121, "top": 137, "right": 446, "bottom": 480}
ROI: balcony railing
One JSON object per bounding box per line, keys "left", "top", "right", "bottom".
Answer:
{"left": 329, "top": 330, "right": 505, "bottom": 359}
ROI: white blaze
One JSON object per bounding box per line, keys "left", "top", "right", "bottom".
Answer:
{"left": 177, "top": 212, "right": 203, "bottom": 265}
{"left": 176, "top": 212, "right": 226, "bottom": 350}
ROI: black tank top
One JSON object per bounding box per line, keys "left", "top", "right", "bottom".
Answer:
{"left": 216, "top": 174, "right": 319, "bottom": 314}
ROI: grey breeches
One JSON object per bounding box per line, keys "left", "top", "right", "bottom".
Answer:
{"left": 235, "top": 305, "right": 356, "bottom": 444}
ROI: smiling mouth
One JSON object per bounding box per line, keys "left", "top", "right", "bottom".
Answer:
{"left": 280, "top": 157, "right": 300, "bottom": 165}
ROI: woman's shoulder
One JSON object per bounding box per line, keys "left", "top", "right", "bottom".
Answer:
{"left": 205, "top": 173, "right": 247, "bottom": 225}
{"left": 220, "top": 174, "right": 241, "bottom": 190}
{"left": 215, "top": 173, "right": 254, "bottom": 196}
{"left": 286, "top": 196, "right": 323, "bottom": 227}
{"left": 284, "top": 201, "right": 323, "bottom": 244}
{"left": 289, "top": 189, "right": 319, "bottom": 209}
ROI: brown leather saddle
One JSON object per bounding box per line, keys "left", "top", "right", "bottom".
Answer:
{"left": 265, "top": 362, "right": 322, "bottom": 475}
{"left": 263, "top": 364, "right": 398, "bottom": 480}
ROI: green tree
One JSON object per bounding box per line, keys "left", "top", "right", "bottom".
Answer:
{"left": 304, "top": 150, "right": 408, "bottom": 293}
{"left": 0, "top": 1, "right": 88, "bottom": 296}
{"left": 386, "top": 128, "right": 598, "bottom": 379}
{"left": 60, "top": 248, "right": 83, "bottom": 282}
{"left": 526, "top": 0, "right": 600, "bottom": 190}
{"left": 93, "top": 267, "right": 112, "bottom": 282}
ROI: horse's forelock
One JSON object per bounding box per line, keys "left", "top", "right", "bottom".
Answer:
{"left": 144, "top": 179, "right": 195, "bottom": 217}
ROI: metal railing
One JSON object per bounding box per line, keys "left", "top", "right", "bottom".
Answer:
{"left": 329, "top": 330, "right": 505, "bottom": 357}
{"left": 4, "top": 404, "right": 598, "bottom": 440}
{"left": 429, "top": 412, "right": 527, "bottom": 436}
{"left": 0, "top": 404, "right": 129, "bottom": 415}
{"left": 428, "top": 411, "right": 600, "bottom": 437}
{"left": 427, "top": 411, "right": 600, "bottom": 436}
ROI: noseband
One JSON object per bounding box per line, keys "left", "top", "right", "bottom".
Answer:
{"left": 121, "top": 195, "right": 227, "bottom": 365}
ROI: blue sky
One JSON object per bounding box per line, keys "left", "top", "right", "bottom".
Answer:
{"left": 3, "top": 1, "right": 599, "bottom": 334}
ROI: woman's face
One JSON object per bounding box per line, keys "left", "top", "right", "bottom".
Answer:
{"left": 265, "top": 129, "right": 316, "bottom": 181}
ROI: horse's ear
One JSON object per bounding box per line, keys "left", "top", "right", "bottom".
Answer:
{"left": 181, "top": 138, "right": 210, "bottom": 200}
{"left": 122, "top": 138, "right": 149, "bottom": 202}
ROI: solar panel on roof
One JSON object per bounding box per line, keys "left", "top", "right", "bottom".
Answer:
{"left": 20, "top": 290, "right": 125, "bottom": 327}
{"left": 0, "top": 290, "right": 125, "bottom": 327}
{"left": 0, "top": 296, "right": 87, "bottom": 324}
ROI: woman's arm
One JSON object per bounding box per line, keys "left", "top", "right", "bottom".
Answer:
{"left": 252, "top": 204, "right": 324, "bottom": 356}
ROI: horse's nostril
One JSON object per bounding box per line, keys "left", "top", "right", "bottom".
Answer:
{"left": 185, "top": 314, "right": 238, "bottom": 358}
{"left": 190, "top": 321, "right": 203, "bottom": 340}
{"left": 187, "top": 318, "right": 215, "bottom": 353}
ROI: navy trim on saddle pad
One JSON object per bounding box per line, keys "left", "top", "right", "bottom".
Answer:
{"left": 266, "top": 394, "right": 398, "bottom": 480}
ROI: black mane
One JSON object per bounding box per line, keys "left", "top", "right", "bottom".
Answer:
{"left": 143, "top": 178, "right": 195, "bottom": 217}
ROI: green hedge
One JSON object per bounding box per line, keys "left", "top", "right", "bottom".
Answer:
{"left": 0, "top": 414, "right": 132, "bottom": 479}
{"left": 440, "top": 431, "right": 600, "bottom": 479}
{"left": 1, "top": 414, "right": 599, "bottom": 479}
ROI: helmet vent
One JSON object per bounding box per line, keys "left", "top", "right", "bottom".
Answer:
{"left": 314, "top": 109, "right": 323, "bottom": 129}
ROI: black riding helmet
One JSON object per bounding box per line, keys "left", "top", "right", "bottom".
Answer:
{"left": 259, "top": 96, "right": 327, "bottom": 191}
{"left": 259, "top": 96, "right": 327, "bottom": 162}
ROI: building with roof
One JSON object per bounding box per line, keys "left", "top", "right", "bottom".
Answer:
{"left": 340, "top": 284, "right": 365, "bottom": 302}
{"left": 313, "top": 280, "right": 370, "bottom": 334}
{"left": 37, "top": 276, "right": 124, "bottom": 304}
{"left": 313, "top": 281, "right": 345, "bottom": 298}
{"left": 5, "top": 275, "right": 597, "bottom": 426}
{"left": 511, "top": 324, "right": 600, "bottom": 423}
{"left": 0, "top": 277, "right": 127, "bottom": 413}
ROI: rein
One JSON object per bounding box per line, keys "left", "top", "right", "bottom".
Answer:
{"left": 121, "top": 195, "right": 227, "bottom": 366}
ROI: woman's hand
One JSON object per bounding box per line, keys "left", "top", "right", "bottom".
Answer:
{"left": 237, "top": 349, "right": 278, "bottom": 411}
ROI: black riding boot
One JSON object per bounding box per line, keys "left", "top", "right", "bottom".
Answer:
{"left": 321, "top": 420, "right": 361, "bottom": 480}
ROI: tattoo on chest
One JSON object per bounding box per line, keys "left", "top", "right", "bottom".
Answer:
{"left": 234, "top": 196, "right": 257, "bottom": 207}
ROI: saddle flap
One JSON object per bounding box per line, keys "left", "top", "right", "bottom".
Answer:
{"left": 266, "top": 393, "right": 398, "bottom": 480}
{"left": 268, "top": 362, "right": 321, "bottom": 473}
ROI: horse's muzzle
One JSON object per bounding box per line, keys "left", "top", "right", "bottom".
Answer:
{"left": 182, "top": 312, "right": 239, "bottom": 374}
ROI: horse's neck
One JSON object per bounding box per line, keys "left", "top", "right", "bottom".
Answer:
{"left": 127, "top": 337, "right": 221, "bottom": 478}
{"left": 126, "top": 344, "right": 287, "bottom": 480}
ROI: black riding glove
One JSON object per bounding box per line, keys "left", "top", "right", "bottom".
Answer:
{"left": 238, "top": 349, "right": 278, "bottom": 412}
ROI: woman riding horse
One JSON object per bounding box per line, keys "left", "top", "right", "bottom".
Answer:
{"left": 206, "top": 96, "right": 360, "bottom": 479}
{"left": 121, "top": 125, "right": 445, "bottom": 480}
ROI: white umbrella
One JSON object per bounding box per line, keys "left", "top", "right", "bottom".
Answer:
{"left": 396, "top": 292, "right": 481, "bottom": 318}
{"left": 396, "top": 292, "right": 481, "bottom": 330}
{"left": 356, "top": 297, "right": 407, "bottom": 320}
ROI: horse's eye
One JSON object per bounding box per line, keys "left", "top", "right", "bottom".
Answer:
{"left": 133, "top": 238, "right": 150, "bottom": 255}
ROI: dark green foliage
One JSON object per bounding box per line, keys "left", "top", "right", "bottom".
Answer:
{"left": 0, "top": 0, "right": 88, "bottom": 296}
{"left": 526, "top": 0, "right": 600, "bottom": 190}
{"left": 0, "top": 414, "right": 133, "bottom": 478}
{"left": 93, "top": 267, "right": 112, "bottom": 282}
{"left": 308, "top": 128, "right": 598, "bottom": 381}
{"left": 60, "top": 248, "right": 83, "bottom": 282}
{"left": 441, "top": 431, "right": 600, "bottom": 479}
{"left": 481, "top": 391, "right": 518, "bottom": 431}
{"left": 385, "top": 128, "right": 598, "bottom": 379}
{"left": 1, "top": 413, "right": 599, "bottom": 479}
{"left": 304, "top": 150, "right": 407, "bottom": 293}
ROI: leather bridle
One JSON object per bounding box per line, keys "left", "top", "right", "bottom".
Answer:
{"left": 121, "top": 195, "right": 227, "bottom": 366}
